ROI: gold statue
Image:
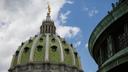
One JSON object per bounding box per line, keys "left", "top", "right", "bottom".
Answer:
{"left": 47, "top": 2, "right": 51, "bottom": 16}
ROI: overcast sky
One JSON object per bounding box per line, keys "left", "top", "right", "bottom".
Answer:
{"left": 0, "top": 0, "right": 117, "bottom": 72}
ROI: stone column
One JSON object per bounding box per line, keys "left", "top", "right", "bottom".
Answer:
{"left": 49, "top": 26, "right": 52, "bottom": 33}
{"left": 99, "top": 48, "right": 102, "bottom": 65}
{"left": 107, "top": 35, "right": 114, "bottom": 58}
{"left": 42, "top": 26, "right": 44, "bottom": 33}
{"left": 124, "top": 24, "right": 128, "bottom": 33}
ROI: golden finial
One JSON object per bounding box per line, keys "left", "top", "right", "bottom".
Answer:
{"left": 47, "top": 2, "right": 51, "bottom": 16}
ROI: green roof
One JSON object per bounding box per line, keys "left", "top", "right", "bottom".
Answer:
{"left": 10, "top": 33, "right": 82, "bottom": 69}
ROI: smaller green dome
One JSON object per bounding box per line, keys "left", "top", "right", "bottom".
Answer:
{"left": 10, "top": 34, "right": 82, "bottom": 70}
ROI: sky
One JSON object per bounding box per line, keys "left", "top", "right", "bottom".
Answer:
{"left": 0, "top": 0, "right": 117, "bottom": 72}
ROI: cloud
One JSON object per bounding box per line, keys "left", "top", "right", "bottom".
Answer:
{"left": 0, "top": 0, "right": 79, "bottom": 72}
{"left": 85, "top": 43, "right": 88, "bottom": 48}
{"left": 60, "top": 10, "right": 71, "bottom": 24}
{"left": 84, "top": 7, "right": 99, "bottom": 17}
{"left": 66, "top": 0, "right": 74, "bottom": 4}
{"left": 74, "top": 41, "right": 81, "bottom": 48}
{"left": 88, "top": 9, "right": 98, "bottom": 17}
{"left": 56, "top": 26, "right": 80, "bottom": 38}
{"left": 84, "top": 7, "right": 89, "bottom": 11}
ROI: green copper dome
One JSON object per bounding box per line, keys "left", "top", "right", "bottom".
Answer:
{"left": 10, "top": 34, "right": 81, "bottom": 69}
{"left": 9, "top": 7, "right": 82, "bottom": 71}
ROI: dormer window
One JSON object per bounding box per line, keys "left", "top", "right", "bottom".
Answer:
{"left": 74, "top": 52, "right": 78, "bottom": 58}
{"left": 24, "top": 47, "right": 29, "bottom": 53}
{"left": 16, "top": 51, "right": 19, "bottom": 56}
{"left": 35, "top": 35, "right": 38, "bottom": 37}
{"left": 37, "top": 45, "right": 43, "bottom": 51}
{"left": 29, "top": 39, "right": 32, "bottom": 43}
{"left": 51, "top": 46, "right": 57, "bottom": 52}
{"left": 39, "top": 38, "right": 43, "bottom": 42}
{"left": 57, "top": 36, "right": 60, "bottom": 38}
{"left": 70, "top": 44, "right": 73, "bottom": 47}
{"left": 65, "top": 48, "right": 70, "bottom": 54}
{"left": 51, "top": 38, "right": 55, "bottom": 42}
{"left": 62, "top": 40, "right": 66, "bottom": 44}
{"left": 21, "top": 42, "right": 24, "bottom": 46}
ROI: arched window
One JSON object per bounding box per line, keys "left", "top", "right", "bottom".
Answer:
{"left": 65, "top": 48, "right": 70, "bottom": 54}
{"left": 37, "top": 45, "right": 43, "bottom": 51}
{"left": 24, "top": 47, "right": 29, "bottom": 53}
{"left": 51, "top": 46, "right": 57, "bottom": 52}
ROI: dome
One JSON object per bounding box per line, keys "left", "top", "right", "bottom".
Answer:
{"left": 10, "top": 34, "right": 82, "bottom": 69}
{"left": 9, "top": 4, "right": 83, "bottom": 72}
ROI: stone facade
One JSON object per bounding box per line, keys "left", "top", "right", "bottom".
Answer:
{"left": 88, "top": 0, "right": 128, "bottom": 72}
{"left": 9, "top": 63, "right": 83, "bottom": 72}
